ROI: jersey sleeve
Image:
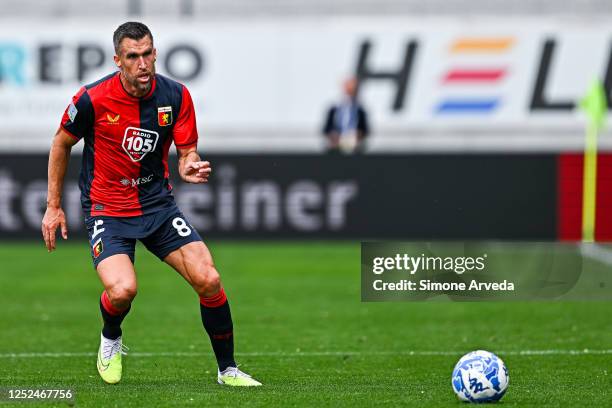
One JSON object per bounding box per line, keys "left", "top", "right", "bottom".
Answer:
{"left": 173, "top": 85, "right": 198, "bottom": 149}
{"left": 60, "top": 87, "right": 94, "bottom": 141}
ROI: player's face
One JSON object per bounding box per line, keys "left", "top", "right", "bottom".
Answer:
{"left": 114, "top": 35, "right": 157, "bottom": 97}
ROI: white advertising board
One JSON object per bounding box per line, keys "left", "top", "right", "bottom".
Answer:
{"left": 1, "top": 18, "right": 611, "bottom": 151}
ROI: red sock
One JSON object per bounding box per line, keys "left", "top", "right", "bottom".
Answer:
{"left": 100, "top": 291, "right": 131, "bottom": 340}
{"left": 199, "top": 288, "right": 235, "bottom": 370}
{"left": 101, "top": 291, "right": 123, "bottom": 315}
{"left": 199, "top": 288, "right": 227, "bottom": 308}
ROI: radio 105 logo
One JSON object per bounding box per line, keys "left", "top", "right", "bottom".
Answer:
{"left": 122, "top": 127, "right": 159, "bottom": 162}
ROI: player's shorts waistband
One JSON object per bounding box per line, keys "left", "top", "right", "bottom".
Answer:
{"left": 84, "top": 204, "right": 181, "bottom": 239}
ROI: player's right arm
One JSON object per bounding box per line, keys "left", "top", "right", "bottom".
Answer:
{"left": 42, "top": 127, "right": 79, "bottom": 252}
{"left": 43, "top": 86, "right": 93, "bottom": 251}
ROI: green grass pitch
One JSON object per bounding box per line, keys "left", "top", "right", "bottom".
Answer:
{"left": 1, "top": 242, "right": 611, "bottom": 407}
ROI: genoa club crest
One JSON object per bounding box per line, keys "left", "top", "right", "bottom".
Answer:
{"left": 158, "top": 106, "right": 173, "bottom": 127}
{"left": 92, "top": 238, "right": 103, "bottom": 258}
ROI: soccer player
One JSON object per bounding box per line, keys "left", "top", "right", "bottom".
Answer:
{"left": 40, "top": 22, "right": 261, "bottom": 387}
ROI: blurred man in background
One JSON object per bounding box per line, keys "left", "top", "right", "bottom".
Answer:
{"left": 41, "top": 21, "right": 261, "bottom": 388}
{"left": 322, "top": 77, "right": 370, "bottom": 154}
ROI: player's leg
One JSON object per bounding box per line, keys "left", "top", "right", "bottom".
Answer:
{"left": 163, "top": 241, "right": 261, "bottom": 386}
{"left": 163, "top": 241, "right": 233, "bottom": 363}
{"left": 86, "top": 216, "right": 137, "bottom": 384}
{"left": 141, "top": 211, "right": 261, "bottom": 386}
{"left": 95, "top": 254, "right": 137, "bottom": 384}
{"left": 97, "top": 254, "right": 138, "bottom": 340}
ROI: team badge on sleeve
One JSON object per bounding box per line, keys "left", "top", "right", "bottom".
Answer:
{"left": 157, "top": 106, "right": 173, "bottom": 126}
{"left": 67, "top": 103, "right": 78, "bottom": 122}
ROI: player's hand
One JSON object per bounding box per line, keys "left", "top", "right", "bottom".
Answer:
{"left": 41, "top": 206, "right": 68, "bottom": 252}
{"left": 182, "top": 160, "right": 212, "bottom": 184}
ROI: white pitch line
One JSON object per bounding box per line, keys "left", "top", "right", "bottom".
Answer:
{"left": 1, "top": 349, "right": 611, "bottom": 359}
{"left": 580, "top": 243, "right": 612, "bottom": 266}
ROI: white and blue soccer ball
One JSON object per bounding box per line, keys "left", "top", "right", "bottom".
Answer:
{"left": 452, "top": 350, "right": 509, "bottom": 403}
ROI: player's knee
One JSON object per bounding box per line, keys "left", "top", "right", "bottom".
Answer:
{"left": 192, "top": 265, "right": 221, "bottom": 297}
{"left": 108, "top": 284, "right": 137, "bottom": 306}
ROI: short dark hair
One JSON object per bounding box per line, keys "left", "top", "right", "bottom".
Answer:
{"left": 113, "top": 22, "right": 153, "bottom": 55}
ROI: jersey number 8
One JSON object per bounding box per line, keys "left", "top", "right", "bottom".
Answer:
{"left": 172, "top": 217, "right": 192, "bottom": 237}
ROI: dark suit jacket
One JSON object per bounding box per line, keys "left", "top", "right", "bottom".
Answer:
{"left": 323, "top": 103, "right": 370, "bottom": 138}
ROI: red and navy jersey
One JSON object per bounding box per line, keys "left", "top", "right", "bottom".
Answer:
{"left": 60, "top": 72, "right": 198, "bottom": 217}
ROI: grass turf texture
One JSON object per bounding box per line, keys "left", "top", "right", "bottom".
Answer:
{"left": 0, "top": 242, "right": 610, "bottom": 407}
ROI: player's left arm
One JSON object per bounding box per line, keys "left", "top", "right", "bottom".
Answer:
{"left": 174, "top": 85, "right": 208, "bottom": 184}
{"left": 177, "top": 146, "right": 211, "bottom": 184}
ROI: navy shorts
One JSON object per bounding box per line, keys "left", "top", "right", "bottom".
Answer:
{"left": 85, "top": 206, "right": 202, "bottom": 268}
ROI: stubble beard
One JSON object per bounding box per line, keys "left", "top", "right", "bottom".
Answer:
{"left": 123, "top": 66, "right": 155, "bottom": 96}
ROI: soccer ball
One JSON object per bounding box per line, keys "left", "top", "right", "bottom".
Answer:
{"left": 452, "top": 350, "right": 509, "bottom": 403}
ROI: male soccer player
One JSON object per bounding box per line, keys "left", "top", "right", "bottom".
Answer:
{"left": 40, "top": 22, "right": 261, "bottom": 387}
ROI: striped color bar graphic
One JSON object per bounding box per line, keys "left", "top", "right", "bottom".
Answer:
{"left": 451, "top": 38, "right": 515, "bottom": 53}
{"left": 443, "top": 69, "right": 506, "bottom": 83}
{"left": 437, "top": 37, "right": 514, "bottom": 115}
{"left": 436, "top": 99, "right": 499, "bottom": 113}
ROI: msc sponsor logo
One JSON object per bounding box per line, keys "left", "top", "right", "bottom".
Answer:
{"left": 119, "top": 174, "right": 155, "bottom": 187}
{"left": 122, "top": 127, "right": 159, "bottom": 162}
